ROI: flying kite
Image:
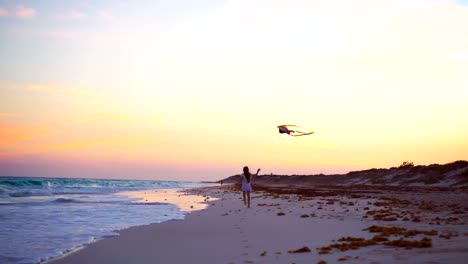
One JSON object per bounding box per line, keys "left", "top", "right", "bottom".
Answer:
{"left": 277, "top": 125, "right": 314, "bottom": 137}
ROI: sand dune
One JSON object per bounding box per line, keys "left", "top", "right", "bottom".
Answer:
{"left": 220, "top": 160, "right": 468, "bottom": 188}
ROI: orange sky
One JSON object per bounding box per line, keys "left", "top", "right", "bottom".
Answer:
{"left": 1, "top": 0, "right": 467, "bottom": 181}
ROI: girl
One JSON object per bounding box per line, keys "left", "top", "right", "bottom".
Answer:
{"left": 240, "top": 166, "right": 261, "bottom": 208}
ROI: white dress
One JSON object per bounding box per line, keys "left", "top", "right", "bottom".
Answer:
{"left": 240, "top": 173, "right": 253, "bottom": 192}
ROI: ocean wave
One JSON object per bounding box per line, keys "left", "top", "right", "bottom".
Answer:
{"left": 53, "top": 198, "right": 78, "bottom": 203}
{"left": 51, "top": 198, "right": 125, "bottom": 204}
{"left": 0, "top": 177, "right": 199, "bottom": 199}
{"left": 0, "top": 179, "right": 44, "bottom": 187}
{"left": 0, "top": 186, "right": 7, "bottom": 198}
{"left": 5, "top": 189, "right": 53, "bottom": 198}
{"left": 8, "top": 191, "right": 33, "bottom": 197}
{"left": 0, "top": 193, "right": 186, "bottom": 264}
{"left": 0, "top": 255, "right": 21, "bottom": 264}
{"left": 0, "top": 177, "right": 204, "bottom": 264}
{"left": 131, "top": 202, "right": 168, "bottom": 206}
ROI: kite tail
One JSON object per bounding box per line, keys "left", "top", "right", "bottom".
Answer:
{"left": 294, "top": 130, "right": 314, "bottom": 134}
{"left": 291, "top": 131, "right": 314, "bottom": 136}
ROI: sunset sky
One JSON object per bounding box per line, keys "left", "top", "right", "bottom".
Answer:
{"left": 1, "top": 0, "right": 467, "bottom": 181}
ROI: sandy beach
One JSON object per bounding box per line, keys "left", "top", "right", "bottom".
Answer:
{"left": 46, "top": 183, "right": 468, "bottom": 264}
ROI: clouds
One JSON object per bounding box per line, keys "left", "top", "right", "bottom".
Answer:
{"left": 69, "top": 10, "right": 86, "bottom": 19}
{"left": 0, "top": 4, "right": 114, "bottom": 21}
{"left": 56, "top": 10, "right": 117, "bottom": 21}
{"left": 0, "top": 7, "right": 8, "bottom": 16}
{"left": 0, "top": 123, "right": 47, "bottom": 146}
{"left": 56, "top": 10, "right": 87, "bottom": 20}
{"left": 96, "top": 10, "right": 115, "bottom": 21}
{"left": 16, "top": 5, "right": 36, "bottom": 18}
{"left": 0, "top": 5, "right": 36, "bottom": 18}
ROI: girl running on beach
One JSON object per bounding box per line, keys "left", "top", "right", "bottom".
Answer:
{"left": 241, "top": 166, "right": 261, "bottom": 208}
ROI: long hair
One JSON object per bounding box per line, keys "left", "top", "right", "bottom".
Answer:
{"left": 243, "top": 166, "right": 251, "bottom": 183}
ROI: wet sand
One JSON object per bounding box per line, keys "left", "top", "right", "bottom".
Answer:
{"left": 47, "top": 184, "right": 468, "bottom": 264}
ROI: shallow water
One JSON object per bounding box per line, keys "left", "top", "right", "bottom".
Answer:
{"left": 0, "top": 176, "right": 204, "bottom": 264}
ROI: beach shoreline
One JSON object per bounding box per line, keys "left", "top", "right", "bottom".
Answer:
{"left": 42, "top": 187, "right": 215, "bottom": 264}
{"left": 46, "top": 184, "right": 468, "bottom": 264}
{"left": 118, "top": 187, "right": 218, "bottom": 212}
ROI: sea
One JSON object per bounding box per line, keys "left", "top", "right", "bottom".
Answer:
{"left": 0, "top": 176, "right": 207, "bottom": 264}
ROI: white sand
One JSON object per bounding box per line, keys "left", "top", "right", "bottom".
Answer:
{"left": 46, "top": 186, "right": 468, "bottom": 264}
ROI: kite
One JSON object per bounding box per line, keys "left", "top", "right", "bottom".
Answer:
{"left": 277, "top": 125, "right": 314, "bottom": 137}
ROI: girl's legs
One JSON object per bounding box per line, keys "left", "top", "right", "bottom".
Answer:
{"left": 242, "top": 191, "right": 247, "bottom": 206}
{"left": 247, "top": 191, "right": 251, "bottom": 208}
